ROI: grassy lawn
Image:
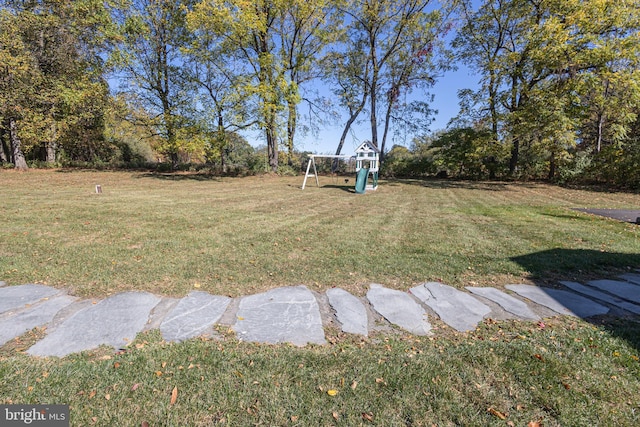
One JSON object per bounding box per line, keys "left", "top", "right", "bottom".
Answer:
{"left": 1, "top": 170, "right": 639, "bottom": 426}
{"left": 1, "top": 170, "right": 638, "bottom": 297}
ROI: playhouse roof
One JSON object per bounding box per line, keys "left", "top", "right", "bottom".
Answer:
{"left": 355, "top": 141, "right": 380, "bottom": 153}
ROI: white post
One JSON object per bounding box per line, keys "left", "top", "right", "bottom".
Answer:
{"left": 301, "top": 156, "right": 319, "bottom": 189}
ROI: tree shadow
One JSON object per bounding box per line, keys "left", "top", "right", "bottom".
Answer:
{"left": 384, "top": 178, "right": 537, "bottom": 192}
{"left": 299, "top": 184, "right": 355, "bottom": 193}
{"left": 511, "top": 248, "right": 640, "bottom": 351}
{"left": 135, "top": 172, "right": 223, "bottom": 182}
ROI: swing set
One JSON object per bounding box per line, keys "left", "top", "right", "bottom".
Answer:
{"left": 301, "top": 142, "right": 380, "bottom": 193}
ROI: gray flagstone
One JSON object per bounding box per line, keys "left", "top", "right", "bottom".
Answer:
{"left": 560, "top": 281, "right": 640, "bottom": 315}
{"left": 367, "top": 284, "right": 431, "bottom": 335}
{"left": 0, "top": 295, "right": 77, "bottom": 346}
{"left": 160, "top": 291, "right": 231, "bottom": 342}
{"left": 586, "top": 280, "right": 640, "bottom": 304}
{"left": 233, "top": 286, "right": 325, "bottom": 346}
{"left": 618, "top": 273, "right": 640, "bottom": 285}
{"left": 0, "top": 284, "right": 61, "bottom": 315}
{"left": 28, "top": 292, "right": 161, "bottom": 357}
{"left": 326, "top": 288, "right": 368, "bottom": 336}
{"left": 466, "top": 286, "right": 540, "bottom": 320}
{"left": 411, "top": 282, "right": 491, "bottom": 331}
{"left": 506, "top": 285, "right": 609, "bottom": 318}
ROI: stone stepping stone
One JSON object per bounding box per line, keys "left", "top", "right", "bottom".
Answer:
{"left": 618, "top": 273, "right": 640, "bottom": 285}
{"left": 410, "top": 282, "right": 491, "bottom": 332}
{"left": 506, "top": 285, "right": 609, "bottom": 318}
{"left": 160, "top": 291, "right": 231, "bottom": 342}
{"left": 326, "top": 288, "right": 368, "bottom": 336}
{"left": 466, "top": 287, "right": 540, "bottom": 320}
{"left": 0, "top": 284, "right": 61, "bottom": 315}
{"left": 367, "top": 284, "right": 431, "bottom": 336}
{"left": 0, "top": 295, "right": 77, "bottom": 346}
{"left": 560, "top": 281, "right": 640, "bottom": 315}
{"left": 233, "top": 286, "right": 325, "bottom": 346}
{"left": 586, "top": 280, "right": 640, "bottom": 304}
{"left": 28, "top": 292, "right": 161, "bottom": 357}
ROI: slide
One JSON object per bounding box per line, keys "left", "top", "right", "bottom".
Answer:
{"left": 355, "top": 168, "right": 369, "bottom": 194}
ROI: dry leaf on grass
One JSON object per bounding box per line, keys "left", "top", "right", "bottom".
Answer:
{"left": 170, "top": 386, "right": 178, "bottom": 405}
{"left": 487, "top": 407, "right": 507, "bottom": 420}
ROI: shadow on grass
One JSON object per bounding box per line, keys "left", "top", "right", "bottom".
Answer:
{"left": 136, "top": 172, "right": 223, "bottom": 182}
{"left": 511, "top": 249, "right": 640, "bottom": 278}
{"left": 384, "top": 178, "right": 539, "bottom": 191}
{"left": 511, "top": 248, "right": 640, "bottom": 352}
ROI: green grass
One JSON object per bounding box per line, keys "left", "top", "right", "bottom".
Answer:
{"left": 1, "top": 318, "right": 639, "bottom": 426}
{"left": 0, "top": 170, "right": 638, "bottom": 298}
{"left": 1, "top": 170, "right": 640, "bottom": 426}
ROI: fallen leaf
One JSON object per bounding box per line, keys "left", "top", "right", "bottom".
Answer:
{"left": 488, "top": 407, "right": 507, "bottom": 420}
{"left": 534, "top": 354, "right": 543, "bottom": 361}
{"left": 327, "top": 389, "right": 338, "bottom": 396}
{"left": 332, "top": 412, "right": 339, "bottom": 420}
{"left": 113, "top": 362, "right": 121, "bottom": 369}
{"left": 351, "top": 380, "right": 358, "bottom": 390}
{"left": 131, "top": 383, "right": 140, "bottom": 392}
{"left": 562, "top": 382, "right": 571, "bottom": 390}
{"left": 162, "top": 362, "right": 167, "bottom": 368}
{"left": 88, "top": 390, "right": 96, "bottom": 399}
{"left": 362, "top": 412, "right": 374, "bottom": 422}
{"left": 170, "top": 386, "right": 178, "bottom": 405}
{"left": 141, "top": 422, "right": 149, "bottom": 427}
{"left": 105, "top": 393, "right": 110, "bottom": 400}
{"left": 528, "top": 422, "right": 542, "bottom": 427}
{"left": 290, "top": 416, "right": 299, "bottom": 422}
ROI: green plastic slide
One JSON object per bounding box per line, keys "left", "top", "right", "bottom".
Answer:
{"left": 355, "top": 168, "right": 369, "bottom": 194}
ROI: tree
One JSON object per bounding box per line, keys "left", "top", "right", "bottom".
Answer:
{"left": 325, "top": 35, "right": 370, "bottom": 159}
{"left": 278, "top": 1, "right": 339, "bottom": 163}
{"left": 0, "top": 8, "right": 34, "bottom": 170}
{"left": 453, "top": 0, "right": 640, "bottom": 179}
{"left": 113, "top": 0, "right": 195, "bottom": 166}
{"left": 0, "top": 0, "right": 116, "bottom": 167}
{"left": 336, "top": 0, "right": 444, "bottom": 162}
{"left": 190, "top": 0, "right": 292, "bottom": 172}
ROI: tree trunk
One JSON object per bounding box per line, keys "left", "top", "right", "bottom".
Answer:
{"left": 333, "top": 92, "right": 367, "bottom": 172}
{"left": 379, "top": 94, "right": 393, "bottom": 165}
{"left": 596, "top": 111, "right": 604, "bottom": 153}
{"left": 0, "top": 125, "right": 8, "bottom": 163}
{"left": 46, "top": 121, "right": 57, "bottom": 163}
{"left": 509, "top": 138, "right": 519, "bottom": 176}
{"left": 266, "top": 116, "right": 278, "bottom": 172}
{"left": 9, "top": 117, "right": 28, "bottom": 170}
{"left": 286, "top": 100, "right": 296, "bottom": 166}
{"left": 548, "top": 150, "right": 556, "bottom": 181}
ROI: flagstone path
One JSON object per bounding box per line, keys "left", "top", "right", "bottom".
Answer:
{"left": 0, "top": 273, "right": 639, "bottom": 358}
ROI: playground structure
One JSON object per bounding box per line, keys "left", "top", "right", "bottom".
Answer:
{"left": 301, "top": 141, "right": 380, "bottom": 193}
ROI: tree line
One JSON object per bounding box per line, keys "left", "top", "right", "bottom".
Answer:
{"left": 1, "top": 0, "right": 639, "bottom": 188}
